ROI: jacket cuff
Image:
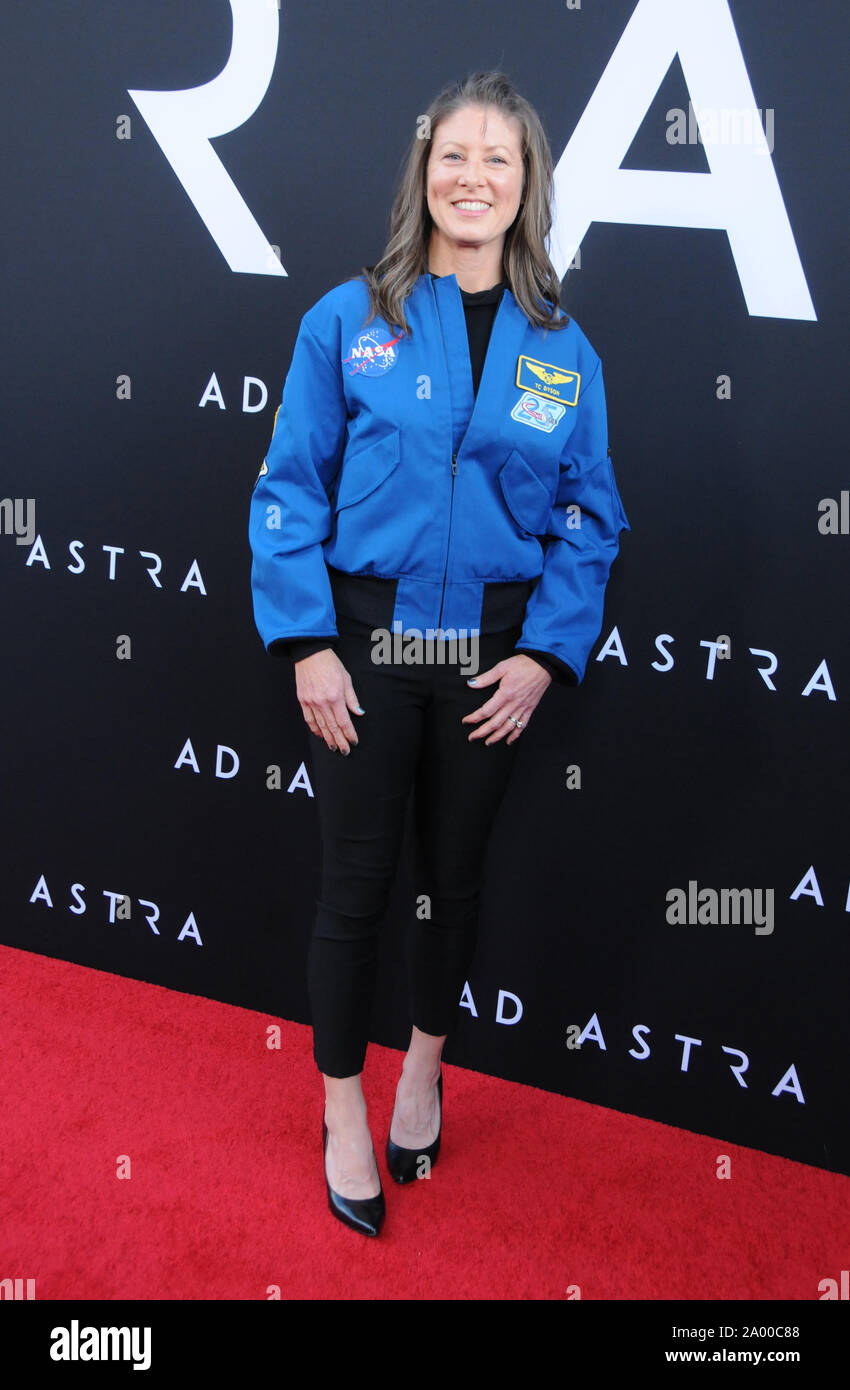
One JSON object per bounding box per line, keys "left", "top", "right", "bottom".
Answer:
{"left": 270, "top": 637, "right": 338, "bottom": 663}
{"left": 514, "top": 646, "right": 579, "bottom": 686}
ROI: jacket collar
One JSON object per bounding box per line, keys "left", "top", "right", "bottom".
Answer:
{"left": 417, "top": 269, "right": 532, "bottom": 457}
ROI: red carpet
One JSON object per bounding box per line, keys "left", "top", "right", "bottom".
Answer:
{"left": 1, "top": 943, "right": 847, "bottom": 1300}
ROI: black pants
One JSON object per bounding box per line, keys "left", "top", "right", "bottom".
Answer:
{"left": 305, "top": 616, "right": 524, "bottom": 1078}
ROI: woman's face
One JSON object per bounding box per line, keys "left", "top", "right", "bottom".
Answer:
{"left": 426, "top": 104, "right": 525, "bottom": 259}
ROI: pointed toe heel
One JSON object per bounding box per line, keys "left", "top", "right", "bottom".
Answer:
{"left": 322, "top": 1118, "right": 385, "bottom": 1237}
{"left": 386, "top": 1069, "right": 442, "bottom": 1185}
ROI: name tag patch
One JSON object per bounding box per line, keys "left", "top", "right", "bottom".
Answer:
{"left": 516, "top": 355, "right": 580, "bottom": 406}
{"left": 511, "top": 391, "right": 566, "bottom": 433}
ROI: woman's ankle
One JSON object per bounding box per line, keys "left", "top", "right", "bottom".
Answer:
{"left": 323, "top": 1072, "right": 370, "bottom": 1129}
{"left": 402, "top": 1024, "right": 446, "bottom": 1083}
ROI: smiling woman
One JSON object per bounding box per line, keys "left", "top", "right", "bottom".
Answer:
{"left": 359, "top": 69, "right": 567, "bottom": 334}
{"left": 248, "top": 68, "right": 630, "bottom": 1240}
{"left": 426, "top": 105, "right": 525, "bottom": 281}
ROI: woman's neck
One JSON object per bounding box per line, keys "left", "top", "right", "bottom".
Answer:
{"left": 427, "top": 230, "right": 505, "bottom": 293}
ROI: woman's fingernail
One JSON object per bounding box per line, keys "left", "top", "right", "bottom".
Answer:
{"left": 467, "top": 678, "right": 477, "bottom": 685}
{"left": 356, "top": 706, "right": 365, "bottom": 714}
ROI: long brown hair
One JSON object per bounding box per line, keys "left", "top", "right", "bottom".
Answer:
{"left": 355, "top": 70, "right": 566, "bottom": 337}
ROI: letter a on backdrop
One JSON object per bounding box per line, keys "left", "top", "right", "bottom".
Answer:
{"left": 550, "top": 0, "right": 816, "bottom": 320}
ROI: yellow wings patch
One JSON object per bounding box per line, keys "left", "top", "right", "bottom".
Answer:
{"left": 528, "top": 363, "right": 572, "bottom": 387}
{"left": 516, "top": 356, "right": 581, "bottom": 406}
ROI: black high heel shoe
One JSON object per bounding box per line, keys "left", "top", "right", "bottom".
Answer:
{"left": 322, "top": 1117, "right": 385, "bottom": 1236}
{"left": 386, "top": 1068, "right": 443, "bottom": 1184}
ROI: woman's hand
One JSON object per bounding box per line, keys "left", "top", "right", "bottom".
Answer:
{"left": 462, "top": 654, "right": 552, "bottom": 745}
{"left": 294, "top": 649, "right": 364, "bottom": 754}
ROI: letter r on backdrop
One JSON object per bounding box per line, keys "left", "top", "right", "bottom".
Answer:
{"left": 127, "top": 0, "right": 284, "bottom": 276}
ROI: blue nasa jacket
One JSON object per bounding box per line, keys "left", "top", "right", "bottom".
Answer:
{"left": 249, "top": 271, "right": 629, "bottom": 684}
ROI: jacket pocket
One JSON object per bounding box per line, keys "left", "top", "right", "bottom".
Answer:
{"left": 333, "top": 429, "right": 401, "bottom": 511}
{"left": 498, "top": 449, "right": 554, "bottom": 536}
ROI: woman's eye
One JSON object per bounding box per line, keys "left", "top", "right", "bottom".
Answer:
{"left": 441, "top": 151, "right": 508, "bottom": 163}
{"left": 442, "top": 152, "right": 506, "bottom": 163}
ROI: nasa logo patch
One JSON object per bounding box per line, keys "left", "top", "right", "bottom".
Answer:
{"left": 344, "top": 326, "right": 403, "bottom": 377}
{"left": 511, "top": 391, "right": 566, "bottom": 433}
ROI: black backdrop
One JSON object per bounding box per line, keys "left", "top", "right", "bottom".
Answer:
{"left": 2, "top": 0, "right": 848, "bottom": 1174}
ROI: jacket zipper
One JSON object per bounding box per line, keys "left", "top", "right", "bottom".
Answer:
{"left": 429, "top": 276, "right": 465, "bottom": 631}
{"left": 437, "top": 449, "right": 458, "bottom": 628}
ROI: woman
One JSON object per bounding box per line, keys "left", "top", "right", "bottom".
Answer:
{"left": 249, "top": 70, "right": 629, "bottom": 1237}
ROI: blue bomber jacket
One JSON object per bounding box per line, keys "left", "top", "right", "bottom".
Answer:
{"left": 249, "top": 271, "right": 629, "bottom": 684}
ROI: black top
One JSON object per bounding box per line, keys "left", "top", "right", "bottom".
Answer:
{"left": 276, "top": 274, "right": 576, "bottom": 685}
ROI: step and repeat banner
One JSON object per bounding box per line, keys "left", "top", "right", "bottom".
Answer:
{"left": 3, "top": 0, "right": 847, "bottom": 1174}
